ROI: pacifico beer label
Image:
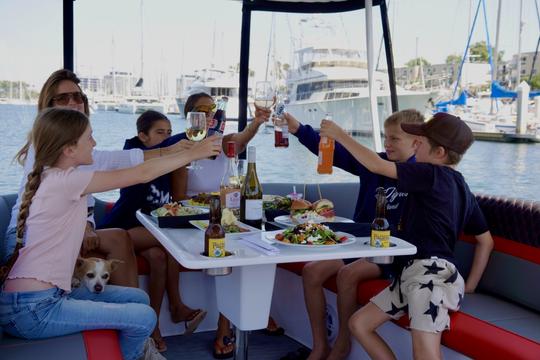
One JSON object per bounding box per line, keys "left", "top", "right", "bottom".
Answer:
{"left": 208, "top": 238, "right": 226, "bottom": 257}
{"left": 370, "top": 230, "right": 390, "bottom": 248}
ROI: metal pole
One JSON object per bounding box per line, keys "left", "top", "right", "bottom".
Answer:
{"left": 491, "top": 0, "right": 502, "bottom": 114}
{"left": 380, "top": 0, "right": 398, "bottom": 112}
{"left": 366, "top": 0, "right": 383, "bottom": 152}
{"left": 238, "top": 3, "right": 251, "bottom": 159}
{"left": 63, "top": 0, "right": 74, "bottom": 71}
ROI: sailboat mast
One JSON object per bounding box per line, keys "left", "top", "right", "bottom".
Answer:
{"left": 490, "top": 0, "right": 502, "bottom": 114}
{"left": 493, "top": 0, "right": 502, "bottom": 83}
{"left": 140, "top": 0, "right": 144, "bottom": 84}
{"left": 515, "top": 0, "right": 524, "bottom": 88}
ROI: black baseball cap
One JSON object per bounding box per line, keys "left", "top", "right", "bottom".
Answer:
{"left": 401, "top": 113, "right": 474, "bottom": 154}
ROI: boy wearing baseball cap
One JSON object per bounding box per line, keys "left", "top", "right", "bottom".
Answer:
{"left": 319, "top": 113, "right": 493, "bottom": 359}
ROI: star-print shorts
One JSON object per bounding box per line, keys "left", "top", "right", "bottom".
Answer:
{"left": 370, "top": 258, "right": 464, "bottom": 333}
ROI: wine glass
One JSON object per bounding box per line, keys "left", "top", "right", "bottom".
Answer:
{"left": 254, "top": 81, "right": 274, "bottom": 134}
{"left": 186, "top": 111, "right": 207, "bottom": 170}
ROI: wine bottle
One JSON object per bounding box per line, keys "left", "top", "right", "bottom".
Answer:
{"left": 370, "top": 187, "right": 390, "bottom": 248}
{"left": 317, "top": 114, "right": 335, "bottom": 174}
{"left": 220, "top": 141, "right": 241, "bottom": 217}
{"left": 204, "top": 196, "right": 226, "bottom": 257}
{"left": 240, "top": 146, "right": 263, "bottom": 229}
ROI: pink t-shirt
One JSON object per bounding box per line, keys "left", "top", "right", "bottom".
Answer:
{"left": 8, "top": 167, "right": 94, "bottom": 291}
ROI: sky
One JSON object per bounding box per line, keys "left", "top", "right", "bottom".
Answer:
{"left": 1, "top": 0, "right": 539, "bottom": 93}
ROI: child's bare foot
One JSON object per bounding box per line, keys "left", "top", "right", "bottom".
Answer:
{"left": 306, "top": 345, "right": 329, "bottom": 360}
{"left": 327, "top": 338, "right": 351, "bottom": 360}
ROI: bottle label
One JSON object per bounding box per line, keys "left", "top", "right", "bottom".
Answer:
{"left": 318, "top": 150, "right": 323, "bottom": 165}
{"left": 370, "top": 230, "right": 390, "bottom": 248}
{"left": 208, "top": 237, "right": 226, "bottom": 257}
{"left": 225, "top": 190, "right": 241, "bottom": 209}
{"left": 282, "top": 125, "right": 289, "bottom": 138}
{"left": 245, "top": 199, "right": 262, "bottom": 220}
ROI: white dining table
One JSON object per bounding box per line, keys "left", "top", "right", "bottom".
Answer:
{"left": 136, "top": 211, "right": 417, "bottom": 359}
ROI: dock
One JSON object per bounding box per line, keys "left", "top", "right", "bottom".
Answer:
{"left": 472, "top": 131, "right": 540, "bottom": 143}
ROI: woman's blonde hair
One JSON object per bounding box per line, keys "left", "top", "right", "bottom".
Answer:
{"left": 15, "top": 69, "right": 89, "bottom": 165}
{"left": 0, "top": 108, "right": 89, "bottom": 284}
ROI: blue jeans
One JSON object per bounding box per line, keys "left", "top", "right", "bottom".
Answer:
{"left": 0, "top": 285, "right": 156, "bottom": 360}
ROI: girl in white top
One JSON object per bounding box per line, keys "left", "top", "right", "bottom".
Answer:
{"left": 0, "top": 108, "right": 221, "bottom": 360}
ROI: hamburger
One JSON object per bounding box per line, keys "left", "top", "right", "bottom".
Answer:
{"left": 289, "top": 198, "right": 335, "bottom": 223}
{"left": 290, "top": 199, "right": 312, "bottom": 217}
{"left": 313, "top": 199, "right": 335, "bottom": 221}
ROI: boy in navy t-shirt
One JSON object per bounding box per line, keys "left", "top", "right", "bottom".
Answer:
{"left": 319, "top": 113, "right": 493, "bottom": 359}
{"left": 283, "top": 109, "right": 423, "bottom": 360}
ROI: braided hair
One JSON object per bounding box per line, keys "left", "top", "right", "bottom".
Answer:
{"left": 0, "top": 108, "right": 89, "bottom": 285}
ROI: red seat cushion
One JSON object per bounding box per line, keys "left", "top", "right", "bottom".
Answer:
{"left": 280, "top": 262, "right": 540, "bottom": 359}
{"left": 82, "top": 330, "right": 122, "bottom": 360}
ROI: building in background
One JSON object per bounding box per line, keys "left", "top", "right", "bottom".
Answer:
{"left": 102, "top": 71, "right": 138, "bottom": 97}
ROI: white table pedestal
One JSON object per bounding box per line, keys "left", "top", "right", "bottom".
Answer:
{"left": 215, "top": 263, "right": 276, "bottom": 359}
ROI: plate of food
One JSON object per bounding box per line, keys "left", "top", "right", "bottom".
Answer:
{"left": 281, "top": 198, "right": 352, "bottom": 225}
{"left": 189, "top": 220, "right": 260, "bottom": 239}
{"left": 180, "top": 192, "right": 219, "bottom": 208}
{"left": 266, "top": 223, "right": 356, "bottom": 248}
{"left": 263, "top": 195, "right": 292, "bottom": 211}
{"left": 149, "top": 202, "right": 209, "bottom": 228}
{"left": 189, "top": 209, "right": 261, "bottom": 239}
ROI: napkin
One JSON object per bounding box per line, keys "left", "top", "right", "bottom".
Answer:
{"left": 239, "top": 235, "right": 280, "bottom": 256}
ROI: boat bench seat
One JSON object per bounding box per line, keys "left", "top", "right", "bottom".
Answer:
{"left": 264, "top": 183, "right": 540, "bottom": 360}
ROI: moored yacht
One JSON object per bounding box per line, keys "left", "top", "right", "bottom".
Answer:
{"left": 117, "top": 95, "right": 167, "bottom": 114}
{"left": 285, "top": 46, "right": 434, "bottom": 132}
{"left": 176, "top": 68, "right": 252, "bottom": 120}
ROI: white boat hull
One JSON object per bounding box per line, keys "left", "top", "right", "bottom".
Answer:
{"left": 286, "top": 92, "right": 433, "bottom": 133}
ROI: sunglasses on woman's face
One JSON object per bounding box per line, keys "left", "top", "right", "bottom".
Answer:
{"left": 52, "top": 91, "right": 86, "bottom": 105}
{"left": 193, "top": 103, "right": 217, "bottom": 116}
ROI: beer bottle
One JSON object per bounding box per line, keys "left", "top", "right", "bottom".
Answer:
{"left": 317, "top": 114, "right": 335, "bottom": 174}
{"left": 274, "top": 96, "right": 289, "bottom": 148}
{"left": 370, "top": 187, "right": 390, "bottom": 247}
{"left": 205, "top": 196, "right": 226, "bottom": 257}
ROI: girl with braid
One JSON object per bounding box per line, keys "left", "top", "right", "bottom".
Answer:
{"left": 0, "top": 108, "right": 221, "bottom": 360}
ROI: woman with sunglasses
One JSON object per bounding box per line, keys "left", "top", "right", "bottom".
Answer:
{"left": 3, "top": 69, "right": 192, "bottom": 289}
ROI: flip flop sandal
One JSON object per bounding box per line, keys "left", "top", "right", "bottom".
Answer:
{"left": 213, "top": 335, "right": 236, "bottom": 359}
{"left": 183, "top": 309, "right": 207, "bottom": 335}
{"left": 151, "top": 335, "right": 167, "bottom": 353}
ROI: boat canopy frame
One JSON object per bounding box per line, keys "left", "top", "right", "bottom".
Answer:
{"left": 61, "top": 0, "right": 399, "bottom": 156}
{"left": 237, "top": 0, "right": 398, "bottom": 152}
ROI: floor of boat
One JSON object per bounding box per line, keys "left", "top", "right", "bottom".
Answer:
{"left": 162, "top": 329, "right": 304, "bottom": 359}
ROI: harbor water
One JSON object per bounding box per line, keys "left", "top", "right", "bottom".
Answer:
{"left": 1, "top": 104, "right": 539, "bottom": 202}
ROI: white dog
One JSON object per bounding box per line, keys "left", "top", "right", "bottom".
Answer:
{"left": 72, "top": 257, "right": 123, "bottom": 293}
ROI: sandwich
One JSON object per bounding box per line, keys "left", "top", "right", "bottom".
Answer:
{"left": 290, "top": 199, "right": 312, "bottom": 217}
{"left": 290, "top": 199, "right": 335, "bottom": 223}
{"left": 313, "top": 199, "right": 335, "bottom": 221}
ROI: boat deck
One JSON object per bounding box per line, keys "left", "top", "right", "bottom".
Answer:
{"left": 161, "top": 330, "right": 303, "bottom": 360}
